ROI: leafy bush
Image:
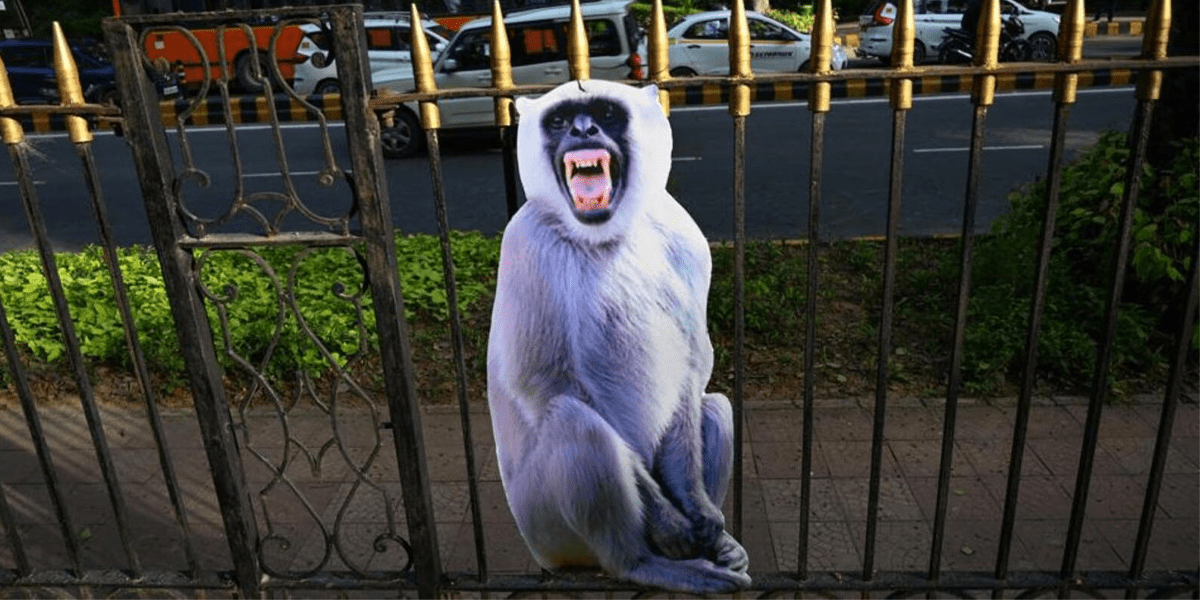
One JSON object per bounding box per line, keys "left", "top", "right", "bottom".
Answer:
{"left": 765, "top": 7, "right": 817, "bottom": 33}
{"left": 0, "top": 232, "right": 501, "bottom": 381}
{"left": 964, "top": 131, "right": 1198, "bottom": 394}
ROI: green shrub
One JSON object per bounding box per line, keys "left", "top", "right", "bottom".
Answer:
{"left": 964, "top": 131, "right": 1198, "bottom": 394}
{"left": 0, "top": 232, "right": 501, "bottom": 381}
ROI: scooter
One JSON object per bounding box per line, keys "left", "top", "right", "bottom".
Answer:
{"left": 938, "top": 14, "right": 1031, "bottom": 64}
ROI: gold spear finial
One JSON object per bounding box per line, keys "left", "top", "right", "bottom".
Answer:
{"left": 567, "top": 0, "right": 590, "bottom": 81}
{"left": 0, "top": 53, "right": 25, "bottom": 145}
{"left": 1137, "top": 0, "right": 1171, "bottom": 101}
{"left": 728, "top": 0, "right": 751, "bottom": 117}
{"left": 52, "top": 22, "right": 93, "bottom": 143}
{"left": 649, "top": 0, "right": 671, "bottom": 115}
{"left": 971, "top": 0, "right": 1000, "bottom": 106}
{"left": 889, "top": 0, "right": 914, "bottom": 110}
{"left": 489, "top": 0, "right": 514, "bottom": 127}
{"left": 1053, "top": 0, "right": 1085, "bottom": 104}
{"left": 410, "top": 4, "right": 440, "bottom": 130}
{"left": 808, "top": 0, "right": 834, "bottom": 113}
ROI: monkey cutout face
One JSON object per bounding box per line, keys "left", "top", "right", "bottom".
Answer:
{"left": 516, "top": 81, "right": 672, "bottom": 243}
{"left": 542, "top": 98, "right": 631, "bottom": 224}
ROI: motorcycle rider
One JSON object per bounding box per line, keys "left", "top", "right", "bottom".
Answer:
{"left": 960, "top": 0, "right": 983, "bottom": 46}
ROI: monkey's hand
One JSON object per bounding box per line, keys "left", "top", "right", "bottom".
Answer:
{"left": 709, "top": 531, "right": 749, "bottom": 573}
{"left": 641, "top": 484, "right": 700, "bottom": 559}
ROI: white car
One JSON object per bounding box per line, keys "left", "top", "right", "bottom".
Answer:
{"left": 372, "top": 0, "right": 645, "bottom": 158}
{"left": 291, "top": 13, "right": 452, "bottom": 96}
{"left": 664, "top": 10, "right": 848, "bottom": 77}
{"left": 858, "top": 0, "right": 1060, "bottom": 64}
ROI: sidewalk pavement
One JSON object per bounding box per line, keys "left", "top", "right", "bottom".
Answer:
{"left": 0, "top": 393, "right": 1195, "bottom": 583}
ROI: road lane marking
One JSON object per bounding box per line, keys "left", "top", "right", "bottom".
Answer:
{"left": 243, "top": 170, "right": 330, "bottom": 178}
{"left": 914, "top": 144, "right": 1045, "bottom": 153}
{"left": 672, "top": 156, "right": 702, "bottom": 161}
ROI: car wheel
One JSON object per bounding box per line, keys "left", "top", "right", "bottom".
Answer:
{"left": 315, "top": 80, "right": 341, "bottom": 95}
{"left": 235, "top": 51, "right": 276, "bottom": 93}
{"left": 798, "top": 60, "right": 810, "bottom": 72}
{"left": 380, "top": 108, "right": 424, "bottom": 159}
{"left": 912, "top": 40, "right": 926, "bottom": 64}
{"left": 1027, "top": 32, "right": 1057, "bottom": 61}
{"left": 669, "top": 67, "right": 697, "bottom": 77}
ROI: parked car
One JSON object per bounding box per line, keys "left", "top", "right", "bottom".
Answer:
{"left": 0, "top": 38, "right": 180, "bottom": 105}
{"left": 664, "top": 10, "right": 847, "bottom": 77}
{"left": 372, "top": 0, "right": 645, "bottom": 158}
{"left": 291, "top": 13, "right": 452, "bottom": 96}
{"left": 857, "top": 0, "right": 1060, "bottom": 64}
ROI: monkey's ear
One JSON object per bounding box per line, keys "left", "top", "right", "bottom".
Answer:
{"left": 515, "top": 96, "right": 534, "bottom": 120}
{"left": 641, "top": 84, "right": 660, "bottom": 106}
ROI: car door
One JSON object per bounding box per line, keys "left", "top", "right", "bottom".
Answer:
{"left": 432, "top": 27, "right": 497, "bottom": 127}
{"left": 919, "top": 0, "right": 966, "bottom": 50}
{"left": 671, "top": 17, "right": 729, "bottom": 76}
{"left": 747, "top": 15, "right": 804, "bottom": 73}
{"left": 0, "top": 45, "right": 55, "bottom": 104}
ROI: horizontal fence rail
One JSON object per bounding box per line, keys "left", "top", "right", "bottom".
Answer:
{"left": 0, "top": 0, "right": 1196, "bottom": 597}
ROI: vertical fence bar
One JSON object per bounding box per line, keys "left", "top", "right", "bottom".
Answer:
{"left": 9, "top": 22, "right": 146, "bottom": 577}
{"left": 648, "top": 0, "right": 672, "bottom": 116}
{"left": 798, "top": 0, "right": 834, "bottom": 580}
{"left": 0, "top": 484, "right": 29, "bottom": 576}
{"left": 0, "top": 49, "right": 82, "bottom": 578}
{"left": 102, "top": 15, "right": 262, "bottom": 596}
{"left": 334, "top": 4, "right": 443, "bottom": 594}
{"left": 490, "top": 0, "right": 520, "bottom": 221}
{"left": 567, "top": 0, "right": 589, "bottom": 81}
{"left": 994, "top": 0, "right": 1085, "bottom": 584}
{"left": 727, "top": 0, "right": 751, "bottom": 541}
{"left": 412, "top": 3, "right": 489, "bottom": 583}
{"left": 1126, "top": 244, "right": 1196, "bottom": 590}
{"left": 1059, "top": 0, "right": 1170, "bottom": 590}
{"left": 928, "top": 0, "right": 999, "bottom": 584}
{"left": 863, "top": 0, "right": 915, "bottom": 579}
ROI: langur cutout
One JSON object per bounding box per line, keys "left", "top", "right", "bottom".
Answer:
{"left": 487, "top": 80, "right": 751, "bottom": 593}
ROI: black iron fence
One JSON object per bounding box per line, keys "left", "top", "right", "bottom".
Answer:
{"left": 0, "top": 0, "right": 1196, "bottom": 597}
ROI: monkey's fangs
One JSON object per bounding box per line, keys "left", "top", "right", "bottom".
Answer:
{"left": 563, "top": 148, "right": 613, "bottom": 212}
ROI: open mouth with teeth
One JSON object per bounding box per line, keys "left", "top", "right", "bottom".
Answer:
{"left": 562, "top": 148, "right": 614, "bottom": 214}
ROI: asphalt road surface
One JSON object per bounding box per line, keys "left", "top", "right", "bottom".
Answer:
{"left": 0, "top": 83, "right": 1138, "bottom": 252}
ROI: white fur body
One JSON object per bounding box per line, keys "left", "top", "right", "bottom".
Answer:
{"left": 486, "top": 81, "right": 750, "bottom": 593}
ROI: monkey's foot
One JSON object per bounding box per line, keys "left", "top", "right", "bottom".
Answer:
{"left": 710, "top": 531, "right": 749, "bottom": 573}
{"left": 624, "top": 555, "right": 752, "bottom": 594}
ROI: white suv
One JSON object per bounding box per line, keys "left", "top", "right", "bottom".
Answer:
{"left": 372, "top": 0, "right": 645, "bottom": 158}
{"left": 291, "top": 13, "right": 452, "bottom": 96}
{"left": 857, "top": 0, "right": 1060, "bottom": 64}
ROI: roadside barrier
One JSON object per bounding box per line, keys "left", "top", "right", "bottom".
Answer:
{"left": 17, "top": 66, "right": 1136, "bottom": 134}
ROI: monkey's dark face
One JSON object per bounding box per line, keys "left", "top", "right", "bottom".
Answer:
{"left": 541, "top": 98, "right": 631, "bottom": 225}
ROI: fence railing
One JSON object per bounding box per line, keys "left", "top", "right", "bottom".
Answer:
{"left": 0, "top": 0, "right": 1196, "bottom": 597}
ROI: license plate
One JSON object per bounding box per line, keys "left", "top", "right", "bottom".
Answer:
{"left": 162, "top": 85, "right": 179, "bottom": 95}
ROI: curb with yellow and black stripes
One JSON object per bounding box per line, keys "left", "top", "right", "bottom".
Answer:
{"left": 15, "top": 67, "right": 1136, "bottom": 134}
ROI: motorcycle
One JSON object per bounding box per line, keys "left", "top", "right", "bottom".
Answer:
{"left": 938, "top": 14, "right": 1031, "bottom": 64}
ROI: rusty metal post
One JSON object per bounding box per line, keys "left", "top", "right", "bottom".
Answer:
{"left": 727, "top": 0, "right": 751, "bottom": 542}
{"left": 648, "top": 0, "right": 671, "bottom": 115}
{"left": 567, "top": 0, "right": 590, "bottom": 81}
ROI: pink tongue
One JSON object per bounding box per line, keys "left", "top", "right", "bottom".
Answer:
{"left": 570, "top": 174, "right": 609, "bottom": 210}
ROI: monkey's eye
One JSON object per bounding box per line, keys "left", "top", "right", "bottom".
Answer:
{"left": 547, "top": 114, "right": 568, "bottom": 130}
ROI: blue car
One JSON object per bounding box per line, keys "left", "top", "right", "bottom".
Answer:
{"left": 0, "top": 38, "right": 181, "bottom": 105}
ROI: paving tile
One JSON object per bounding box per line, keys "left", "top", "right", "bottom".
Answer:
{"left": 759, "top": 478, "right": 845, "bottom": 523}
{"left": 846, "top": 520, "right": 932, "bottom": 572}
{"left": 958, "top": 437, "right": 1050, "bottom": 477}
{"left": 976, "top": 475, "right": 1074, "bottom": 521}
{"left": 729, "top": 476, "right": 769, "bottom": 522}
{"left": 820, "top": 440, "right": 902, "bottom": 479}
{"left": 950, "top": 405, "right": 1015, "bottom": 441}
{"left": 889, "top": 440, "right": 974, "bottom": 478}
{"left": 878, "top": 406, "right": 943, "bottom": 441}
{"left": 752, "top": 440, "right": 829, "bottom": 479}
{"left": 770, "top": 519, "right": 861, "bottom": 573}
{"left": 739, "top": 519, "right": 777, "bottom": 573}
{"left": 1153, "top": 471, "right": 1200, "bottom": 520}
{"left": 832, "top": 477, "right": 924, "bottom": 523}
{"left": 908, "top": 476, "right": 1001, "bottom": 522}
{"left": 1012, "top": 519, "right": 1124, "bottom": 572}
{"left": 811, "top": 406, "right": 875, "bottom": 442}
{"left": 1099, "top": 518, "right": 1199, "bottom": 572}
{"left": 1078, "top": 475, "right": 1153, "bottom": 521}
{"left": 745, "top": 406, "right": 806, "bottom": 443}
{"left": 1027, "top": 436, "right": 1127, "bottom": 477}
{"left": 930, "top": 519, "right": 1010, "bottom": 573}
{"left": 1019, "top": 404, "right": 1084, "bottom": 439}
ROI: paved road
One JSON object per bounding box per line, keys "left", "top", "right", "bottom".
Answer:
{"left": 0, "top": 84, "right": 1137, "bottom": 251}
